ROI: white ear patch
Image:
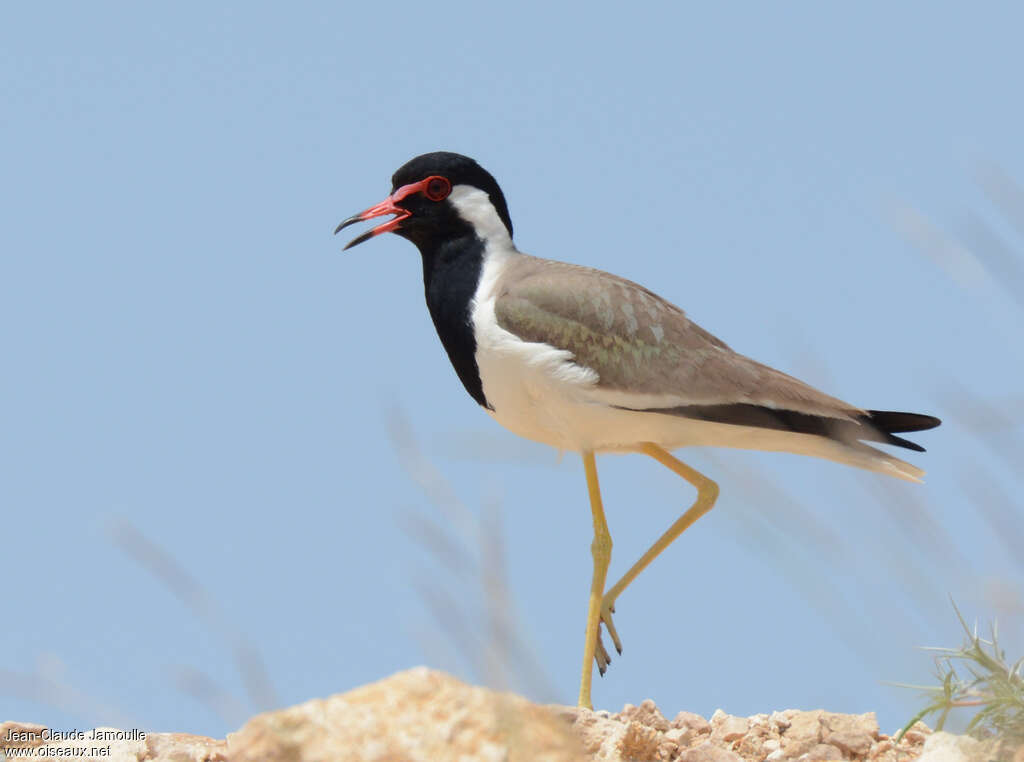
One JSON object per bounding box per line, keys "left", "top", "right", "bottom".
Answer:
{"left": 449, "top": 185, "right": 512, "bottom": 244}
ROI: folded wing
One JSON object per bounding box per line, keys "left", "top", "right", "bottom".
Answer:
{"left": 493, "top": 254, "right": 939, "bottom": 452}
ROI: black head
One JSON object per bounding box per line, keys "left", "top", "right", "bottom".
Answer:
{"left": 335, "top": 152, "right": 513, "bottom": 251}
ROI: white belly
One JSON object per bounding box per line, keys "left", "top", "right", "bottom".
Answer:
{"left": 472, "top": 291, "right": 690, "bottom": 453}
{"left": 475, "top": 333, "right": 743, "bottom": 453}
{"left": 470, "top": 248, "right": 691, "bottom": 453}
{"left": 475, "top": 334, "right": 595, "bottom": 451}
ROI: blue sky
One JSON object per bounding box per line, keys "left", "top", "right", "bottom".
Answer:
{"left": 3, "top": 1, "right": 1023, "bottom": 739}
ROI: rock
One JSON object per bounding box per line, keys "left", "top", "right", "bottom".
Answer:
{"left": 678, "top": 740, "right": 746, "bottom": 762}
{"left": 617, "top": 699, "right": 670, "bottom": 732}
{"left": 781, "top": 710, "right": 825, "bottom": 757}
{"left": 1, "top": 726, "right": 226, "bottom": 762}
{"left": 0, "top": 722, "right": 46, "bottom": 750}
{"left": 546, "top": 704, "right": 582, "bottom": 725}
{"left": 916, "top": 731, "right": 985, "bottom": 762}
{"left": 617, "top": 720, "right": 673, "bottom": 762}
{"left": 798, "top": 742, "right": 844, "bottom": 761}
{"left": 229, "top": 667, "right": 584, "bottom": 762}
{"left": 900, "top": 721, "right": 933, "bottom": 745}
{"left": 712, "top": 713, "right": 751, "bottom": 744}
{"left": 822, "top": 712, "right": 878, "bottom": 757}
{"left": 577, "top": 707, "right": 686, "bottom": 762}
{"left": 572, "top": 707, "right": 617, "bottom": 755}
{"left": 664, "top": 727, "right": 690, "bottom": 744}
{"left": 827, "top": 731, "right": 874, "bottom": 757}
{"left": 771, "top": 711, "right": 795, "bottom": 731}
{"left": 734, "top": 721, "right": 778, "bottom": 760}
{"left": 3, "top": 669, "right": 986, "bottom": 762}
{"left": 674, "top": 711, "right": 712, "bottom": 735}
{"left": 144, "top": 731, "right": 229, "bottom": 761}
{"left": 871, "top": 739, "right": 894, "bottom": 757}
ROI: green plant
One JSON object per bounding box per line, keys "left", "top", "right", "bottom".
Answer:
{"left": 898, "top": 603, "right": 1024, "bottom": 746}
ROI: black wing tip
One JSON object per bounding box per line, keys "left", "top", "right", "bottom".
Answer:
{"left": 885, "top": 434, "right": 927, "bottom": 453}
{"left": 629, "top": 403, "right": 939, "bottom": 454}
{"left": 866, "top": 410, "right": 942, "bottom": 433}
{"left": 861, "top": 410, "right": 940, "bottom": 453}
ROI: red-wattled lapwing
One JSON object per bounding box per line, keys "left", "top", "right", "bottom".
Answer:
{"left": 335, "top": 151, "right": 940, "bottom": 709}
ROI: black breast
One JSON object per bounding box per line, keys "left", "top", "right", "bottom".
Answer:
{"left": 420, "top": 234, "right": 491, "bottom": 409}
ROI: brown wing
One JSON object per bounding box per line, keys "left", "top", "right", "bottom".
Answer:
{"left": 493, "top": 253, "right": 864, "bottom": 421}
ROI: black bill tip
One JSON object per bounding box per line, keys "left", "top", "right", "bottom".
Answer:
{"left": 342, "top": 229, "right": 376, "bottom": 251}
{"left": 334, "top": 214, "right": 363, "bottom": 235}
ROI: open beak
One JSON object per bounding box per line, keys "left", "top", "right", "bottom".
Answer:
{"left": 334, "top": 178, "right": 430, "bottom": 250}
{"left": 333, "top": 195, "right": 412, "bottom": 250}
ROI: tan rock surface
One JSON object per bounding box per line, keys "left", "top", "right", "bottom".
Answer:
{"left": 4, "top": 668, "right": 959, "bottom": 762}
{"left": 228, "top": 666, "right": 583, "bottom": 762}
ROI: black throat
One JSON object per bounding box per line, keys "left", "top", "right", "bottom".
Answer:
{"left": 416, "top": 231, "right": 491, "bottom": 410}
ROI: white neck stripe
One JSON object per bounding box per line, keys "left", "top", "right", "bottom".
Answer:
{"left": 449, "top": 185, "right": 512, "bottom": 247}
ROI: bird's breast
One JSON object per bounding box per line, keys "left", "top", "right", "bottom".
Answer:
{"left": 470, "top": 264, "right": 600, "bottom": 451}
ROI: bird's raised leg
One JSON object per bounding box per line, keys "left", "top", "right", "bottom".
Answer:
{"left": 595, "top": 442, "right": 719, "bottom": 672}
{"left": 578, "top": 450, "right": 612, "bottom": 709}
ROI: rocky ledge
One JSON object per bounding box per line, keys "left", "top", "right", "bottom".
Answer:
{"left": 2, "top": 667, "right": 1004, "bottom": 762}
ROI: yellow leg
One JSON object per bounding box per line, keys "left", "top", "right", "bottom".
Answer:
{"left": 577, "top": 450, "right": 612, "bottom": 709}
{"left": 595, "top": 442, "right": 719, "bottom": 671}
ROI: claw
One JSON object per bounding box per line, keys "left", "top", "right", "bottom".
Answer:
{"left": 596, "top": 637, "right": 610, "bottom": 675}
{"left": 600, "top": 600, "right": 623, "bottom": 655}
{"left": 594, "top": 599, "right": 624, "bottom": 672}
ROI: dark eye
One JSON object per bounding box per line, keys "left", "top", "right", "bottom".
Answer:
{"left": 424, "top": 176, "right": 451, "bottom": 201}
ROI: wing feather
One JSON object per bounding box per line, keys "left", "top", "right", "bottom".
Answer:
{"left": 493, "top": 254, "right": 863, "bottom": 421}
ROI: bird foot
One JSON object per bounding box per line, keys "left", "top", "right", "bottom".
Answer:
{"left": 595, "top": 600, "right": 623, "bottom": 675}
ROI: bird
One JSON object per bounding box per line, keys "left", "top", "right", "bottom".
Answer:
{"left": 334, "top": 151, "right": 940, "bottom": 709}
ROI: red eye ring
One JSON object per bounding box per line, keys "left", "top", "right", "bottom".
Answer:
{"left": 424, "top": 175, "right": 451, "bottom": 202}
